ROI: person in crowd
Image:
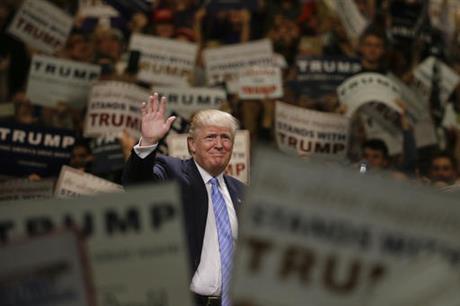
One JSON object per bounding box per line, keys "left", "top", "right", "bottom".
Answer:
{"left": 357, "top": 27, "right": 388, "bottom": 74}
{"left": 0, "top": 2, "right": 30, "bottom": 100}
{"left": 197, "top": 8, "right": 251, "bottom": 46}
{"left": 322, "top": 16, "right": 356, "bottom": 57}
{"left": 122, "top": 93, "right": 245, "bottom": 306}
{"left": 151, "top": 8, "right": 176, "bottom": 38}
{"left": 427, "top": 151, "right": 459, "bottom": 187}
{"left": 69, "top": 139, "right": 94, "bottom": 172}
{"left": 92, "top": 26, "right": 126, "bottom": 80}
{"left": 361, "top": 138, "right": 390, "bottom": 170}
{"left": 13, "top": 93, "right": 37, "bottom": 125}
{"left": 60, "top": 29, "right": 94, "bottom": 63}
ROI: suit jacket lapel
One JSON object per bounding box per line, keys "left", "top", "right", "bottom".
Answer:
{"left": 183, "top": 159, "right": 208, "bottom": 248}
{"left": 224, "top": 176, "right": 242, "bottom": 216}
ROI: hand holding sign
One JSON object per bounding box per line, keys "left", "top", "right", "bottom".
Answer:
{"left": 140, "top": 93, "right": 176, "bottom": 146}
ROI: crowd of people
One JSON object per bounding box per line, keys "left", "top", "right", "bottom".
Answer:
{"left": 1, "top": 0, "right": 460, "bottom": 192}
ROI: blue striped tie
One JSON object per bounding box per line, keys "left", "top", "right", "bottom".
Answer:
{"left": 209, "top": 177, "right": 233, "bottom": 306}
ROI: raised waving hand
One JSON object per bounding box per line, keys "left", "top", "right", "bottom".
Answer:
{"left": 140, "top": 93, "right": 176, "bottom": 146}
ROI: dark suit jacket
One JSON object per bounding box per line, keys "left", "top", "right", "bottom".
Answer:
{"left": 122, "top": 149, "right": 246, "bottom": 278}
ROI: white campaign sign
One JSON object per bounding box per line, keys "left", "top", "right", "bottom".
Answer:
{"left": 238, "top": 66, "right": 283, "bottom": 100}
{"left": 0, "top": 178, "right": 54, "bottom": 202}
{"left": 334, "top": 0, "right": 368, "bottom": 42}
{"left": 154, "top": 86, "right": 226, "bottom": 119}
{"left": 84, "top": 81, "right": 148, "bottom": 138}
{"left": 7, "top": 0, "right": 73, "bottom": 54}
{"left": 129, "top": 34, "right": 198, "bottom": 86}
{"left": 0, "top": 183, "right": 193, "bottom": 306}
{"left": 26, "top": 55, "right": 101, "bottom": 109}
{"left": 275, "top": 101, "right": 349, "bottom": 160}
{"left": 166, "top": 130, "right": 250, "bottom": 184}
{"left": 413, "top": 56, "right": 460, "bottom": 103}
{"left": 232, "top": 149, "right": 460, "bottom": 306}
{"left": 54, "top": 165, "right": 124, "bottom": 198}
{"left": 203, "top": 39, "right": 273, "bottom": 88}
{"left": 338, "top": 73, "right": 403, "bottom": 117}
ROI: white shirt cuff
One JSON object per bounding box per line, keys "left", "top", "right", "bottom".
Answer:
{"left": 133, "top": 138, "right": 158, "bottom": 159}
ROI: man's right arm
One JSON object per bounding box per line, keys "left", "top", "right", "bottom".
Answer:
{"left": 122, "top": 93, "right": 176, "bottom": 186}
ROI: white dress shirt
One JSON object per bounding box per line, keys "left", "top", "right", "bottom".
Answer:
{"left": 132, "top": 140, "right": 238, "bottom": 296}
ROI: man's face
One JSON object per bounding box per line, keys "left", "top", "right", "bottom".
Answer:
{"left": 360, "top": 35, "right": 385, "bottom": 64}
{"left": 429, "top": 157, "right": 457, "bottom": 185}
{"left": 188, "top": 125, "right": 234, "bottom": 176}
{"left": 363, "top": 148, "right": 387, "bottom": 169}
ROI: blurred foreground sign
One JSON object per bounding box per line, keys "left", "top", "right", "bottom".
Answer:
{"left": 0, "top": 231, "right": 92, "bottom": 306}
{"left": 0, "top": 183, "right": 193, "bottom": 306}
{"left": 232, "top": 149, "right": 460, "bottom": 306}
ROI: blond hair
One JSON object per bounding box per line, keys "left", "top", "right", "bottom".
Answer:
{"left": 188, "top": 109, "right": 239, "bottom": 138}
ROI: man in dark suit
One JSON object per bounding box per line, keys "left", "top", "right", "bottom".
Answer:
{"left": 123, "top": 93, "right": 245, "bottom": 306}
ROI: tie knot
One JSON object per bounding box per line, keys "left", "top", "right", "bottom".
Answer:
{"left": 209, "top": 177, "right": 219, "bottom": 186}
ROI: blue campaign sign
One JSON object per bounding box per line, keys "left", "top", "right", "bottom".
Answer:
{"left": 206, "top": 0, "right": 258, "bottom": 13}
{"left": 0, "top": 121, "right": 76, "bottom": 177}
{"left": 295, "top": 56, "right": 361, "bottom": 100}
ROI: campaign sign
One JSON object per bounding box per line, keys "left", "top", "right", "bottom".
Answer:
{"left": 0, "top": 230, "right": 93, "bottom": 306}
{"left": 0, "top": 183, "right": 193, "bottom": 306}
{"left": 334, "top": 0, "right": 368, "bottom": 41}
{"left": 204, "top": 39, "right": 273, "bottom": 87}
{"left": 129, "top": 34, "right": 198, "bottom": 86}
{"left": 296, "top": 56, "right": 361, "bottom": 101}
{"left": 275, "top": 101, "right": 349, "bottom": 160}
{"left": 0, "top": 178, "right": 54, "bottom": 202}
{"left": 413, "top": 56, "right": 460, "bottom": 103}
{"left": 7, "top": 0, "right": 73, "bottom": 54}
{"left": 90, "top": 134, "right": 125, "bottom": 175}
{"left": 166, "top": 130, "right": 251, "bottom": 184}
{"left": 154, "top": 86, "right": 226, "bottom": 119}
{"left": 84, "top": 81, "right": 148, "bottom": 139}
{"left": 54, "top": 166, "right": 124, "bottom": 199}
{"left": 337, "top": 73, "right": 403, "bottom": 117}
{"left": 238, "top": 66, "right": 283, "bottom": 100}
{"left": 26, "top": 55, "right": 101, "bottom": 109}
{"left": 0, "top": 122, "right": 76, "bottom": 177}
{"left": 232, "top": 149, "right": 460, "bottom": 306}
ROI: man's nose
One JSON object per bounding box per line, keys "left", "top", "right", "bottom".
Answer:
{"left": 214, "top": 136, "right": 223, "bottom": 148}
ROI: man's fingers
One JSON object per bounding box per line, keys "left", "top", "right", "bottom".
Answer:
{"left": 165, "top": 116, "right": 176, "bottom": 130}
{"left": 141, "top": 101, "right": 148, "bottom": 115}
{"left": 151, "top": 92, "right": 159, "bottom": 113}
{"left": 159, "top": 96, "right": 167, "bottom": 115}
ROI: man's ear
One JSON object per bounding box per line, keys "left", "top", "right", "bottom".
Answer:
{"left": 187, "top": 136, "right": 196, "bottom": 155}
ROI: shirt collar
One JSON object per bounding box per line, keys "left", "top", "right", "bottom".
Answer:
{"left": 193, "top": 160, "right": 225, "bottom": 185}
